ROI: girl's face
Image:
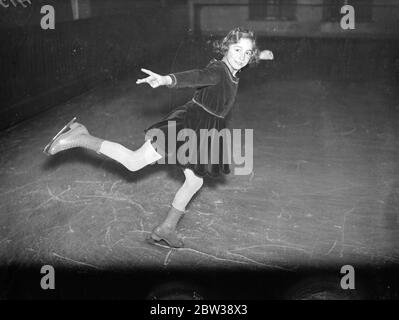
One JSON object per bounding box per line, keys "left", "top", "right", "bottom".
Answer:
{"left": 224, "top": 37, "right": 254, "bottom": 73}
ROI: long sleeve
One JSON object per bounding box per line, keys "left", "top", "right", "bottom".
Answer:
{"left": 164, "top": 59, "right": 238, "bottom": 118}
{"left": 168, "top": 63, "right": 222, "bottom": 89}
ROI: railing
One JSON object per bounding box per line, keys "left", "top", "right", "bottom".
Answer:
{"left": 189, "top": 0, "right": 399, "bottom": 35}
{"left": 0, "top": 5, "right": 180, "bottom": 129}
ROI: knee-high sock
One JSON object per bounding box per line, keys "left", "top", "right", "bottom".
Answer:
{"left": 99, "top": 139, "right": 162, "bottom": 172}
{"left": 172, "top": 168, "right": 204, "bottom": 212}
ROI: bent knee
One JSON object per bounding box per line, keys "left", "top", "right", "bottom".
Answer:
{"left": 125, "top": 158, "right": 142, "bottom": 172}
{"left": 186, "top": 176, "right": 203, "bottom": 192}
{"left": 183, "top": 169, "right": 203, "bottom": 190}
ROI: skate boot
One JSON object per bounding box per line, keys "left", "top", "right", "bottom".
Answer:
{"left": 146, "top": 206, "right": 185, "bottom": 248}
{"left": 43, "top": 117, "right": 101, "bottom": 155}
{"left": 147, "top": 226, "right": 184, "bottom": 248}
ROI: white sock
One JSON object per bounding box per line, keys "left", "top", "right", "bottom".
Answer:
{"left": 172, "top": 169, "right": 204, "bottom": 211}
{"left": 99, "top": 139, "right": 163, "bottom": 172}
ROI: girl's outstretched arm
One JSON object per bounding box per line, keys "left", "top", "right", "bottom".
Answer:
{"left": 136, "top": 62, "right": 222, "bottom": 89}
{"left": 166, "top": 63, "right": 222, "bottom": 89}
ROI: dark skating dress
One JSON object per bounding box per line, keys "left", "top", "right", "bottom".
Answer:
{"left": 144, "top": 59, "right": 239, "bottom": 178}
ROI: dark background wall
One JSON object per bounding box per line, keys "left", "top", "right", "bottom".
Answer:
{"left": 1, "top": 0, "right": 398, "bottom": 130}
{"left": 0, "top": 0, "right": 188, "bottom": 130}
{"left": 256, "top": 37, "right": 399, "bottom": 82}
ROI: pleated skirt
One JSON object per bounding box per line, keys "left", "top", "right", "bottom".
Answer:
{"left": 144, "top": 101, "right": 231, "bottom": 178}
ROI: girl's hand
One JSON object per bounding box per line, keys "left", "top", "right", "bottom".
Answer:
{"left": 136, "top": 68, "right": 170, "bottom": 88}
{"left": 259, "top": 50, "right": 274, "bottom": 60}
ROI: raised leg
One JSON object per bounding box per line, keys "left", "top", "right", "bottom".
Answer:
{"left": 99, "top": 139, "right": 162, "bottom": 171}
{"left": 44, "top": 118, "right": 162, "bottom": 171}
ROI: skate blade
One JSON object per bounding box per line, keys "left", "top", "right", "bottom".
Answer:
{"left": 145, "top": 234, "right": 180, "bottom": 249}
{"left": 145, "top": 234, "right": 166, "bottom": 247}
{"left": 145, "top": 233, "right": 183, "bottom": 249}
{"left": 43, "top": 117, "right": 77, "bottom": 155}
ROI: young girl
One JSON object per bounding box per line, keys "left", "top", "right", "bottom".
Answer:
{"left": 43, "top": 27, "right": 273, "bottom": 248}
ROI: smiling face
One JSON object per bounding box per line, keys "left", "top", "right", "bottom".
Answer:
{"left": 223, "top": 37, "right": 254, "bottom": 74}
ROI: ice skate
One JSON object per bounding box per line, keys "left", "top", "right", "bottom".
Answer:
{"left": 146, "top": 227, "right": 184, "bottom": 248}
{"left": 43, "top": 117, "right": 90, "bottom": 155}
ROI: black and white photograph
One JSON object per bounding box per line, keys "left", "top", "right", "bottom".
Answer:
{"left": 0, "top": 0, "right": 398, "bottom": 304}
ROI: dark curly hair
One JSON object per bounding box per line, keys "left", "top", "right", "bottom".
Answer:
{"left": 213, "top": 27, "right": 260, "bottom": 65}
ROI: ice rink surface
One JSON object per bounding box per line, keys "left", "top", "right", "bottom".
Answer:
{"left": 0, "top": 54, "right": 398, "bottom": 299}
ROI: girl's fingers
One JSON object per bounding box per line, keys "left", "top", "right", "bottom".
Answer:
{"left": 137, "top": 75, "right": 154, "bottom": 83}
{"left": 136, "top": 76, "right": 160, "bottom": 87}
{"left": 137, "top": 68, "right": 161, "bottom": 86}
{"left": 136, "top": 78, "right": 148, "bottom": 84}
{"left": 141, "top": 68, "right": 157, "bottom": 76}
